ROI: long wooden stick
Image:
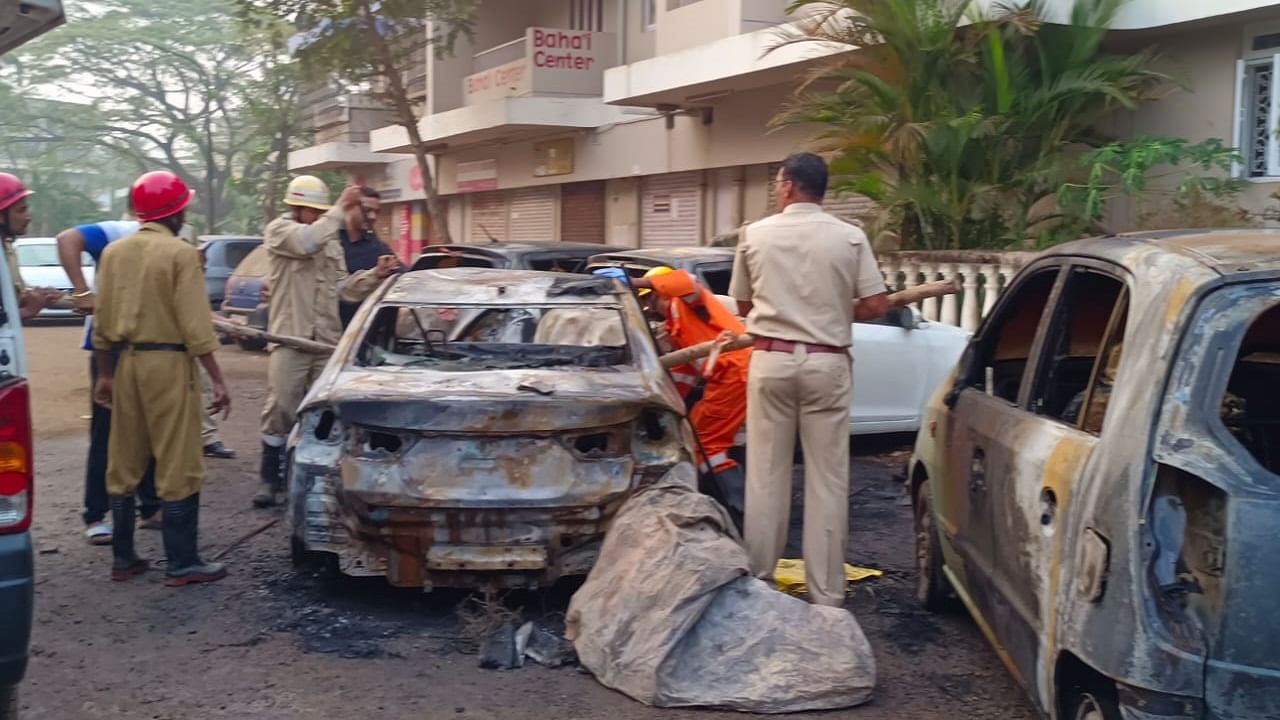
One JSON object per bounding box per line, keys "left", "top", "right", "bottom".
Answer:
{"left": 211, "top": 317, "right": 337, "bottom": 355}
{"left": 659, "top": 280, "right": 959, "bottom": 369}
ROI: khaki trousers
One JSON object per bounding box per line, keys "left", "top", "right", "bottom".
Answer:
{"left": 107, "top": 351, "right": 204, "bottom": 502}
{"left": 260, "top": 347, "right": 328, "bottom": 445}
{"left": 744, "top": 347, "right": 852, "bottom": 607}
{"left": 199, "top": 366, "right": 220, "bottom": 445}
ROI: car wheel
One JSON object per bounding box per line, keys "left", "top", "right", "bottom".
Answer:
{"left": 0, "top": 684, "right": 18, "bottom": 720}
{"left": 236, "top": 337, "right": 267, "bottom": 352}
{"left": 1069, "top": 690, "right": 1121, "bottom": 720}
{"left": 914, "top": 481, "right": 953, "bottom": 611}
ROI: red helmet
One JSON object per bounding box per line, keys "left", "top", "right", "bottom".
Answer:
{"left": 0, "top": 173, "right": 33, "bottom": 213}
{"left": 130, "top": 171, "right": 194, "bottom": 222}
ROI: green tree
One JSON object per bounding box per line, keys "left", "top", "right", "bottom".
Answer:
{"left": 235, "top": 0, "right": 478, "bottom": 243}
{"left": 773, "top": 0, "right": 1239, "bottom": 249}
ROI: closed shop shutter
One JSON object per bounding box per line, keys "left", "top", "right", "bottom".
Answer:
{"left": 641, "top": 172, "right": 702, "bottom": 247}
{"left": 468, "top": 191, "right": 508, "bottom": 243}
{"left": 559, "top": 181, "right": 606, "bottom": 243}
{"left": 507, "top": 186, "right": 558, "bottom": 242}
{"left": 767, "top": 161, "right": 875, "bottom": 227}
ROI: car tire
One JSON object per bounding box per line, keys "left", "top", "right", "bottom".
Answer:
{"left": 0, "top": 684, "right": 18, "bottom": 720}
{"left": 1068, "top": 690, "right": 1121, "bottom": 720}
{"left": 914, "top": 481, "right": 953, "bottom": 611}
{"left": 236, "top": 337, "right": 267, "bottom": 352}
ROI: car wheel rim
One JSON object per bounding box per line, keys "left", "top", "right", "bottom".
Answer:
{"left": 1074, "top": 694, "right": 1104, "bottom": 720}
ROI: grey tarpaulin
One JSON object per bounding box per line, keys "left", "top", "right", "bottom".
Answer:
{"left": 565, "top": 464, "right": 876, "bottom": 713}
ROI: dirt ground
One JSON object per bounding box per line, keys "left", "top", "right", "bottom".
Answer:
{"left": 18, "top": 323, "right": 1037, "bottom": 719}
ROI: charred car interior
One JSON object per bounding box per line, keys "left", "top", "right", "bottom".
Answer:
{"left": 286, "top": 269, "right": 695, "bottom": 591}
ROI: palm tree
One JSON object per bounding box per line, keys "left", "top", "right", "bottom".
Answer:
{"left": 773, "top": 0, "right": 1173, "bottom": 249}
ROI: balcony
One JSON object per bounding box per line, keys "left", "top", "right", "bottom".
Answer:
{"left": 656, "top": 0, "right": 791, "bottom": 56}
{"left": 371, "top": 26, "right": 632, "bottom": 153}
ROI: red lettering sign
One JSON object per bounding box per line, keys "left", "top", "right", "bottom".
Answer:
{"left": 408, "top": 164, "right": 423, "bottom": 192}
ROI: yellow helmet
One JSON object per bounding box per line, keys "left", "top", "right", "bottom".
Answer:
{"left": 283, "top": 175, "right": 331, "bottom": 210}
{"left": 639, "top": 265, "right": 675, "bottom": 296}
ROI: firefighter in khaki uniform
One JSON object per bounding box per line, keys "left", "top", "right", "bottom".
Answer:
{"left": 92, "top": 171, "right": 231, "bottom": 586}
{"left": 629, "top": 266, "right": 750, "bottom": 531}
{"left": 730, "top": 154, "right": 889, "bottom": 608}
{"left": 255, "top": 176, "right": 400, "bottom": 508}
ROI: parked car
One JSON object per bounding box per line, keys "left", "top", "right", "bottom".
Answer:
{"left": 219, "top": 244, "right": 270, "bottom": 352}
{"left": 1, "top": 2, "right": 62, "bottom": 716}
{"left": 286, "top": 268, "right": 695, "bottom": 589}
{"left": 909, "top": 230, "right": 1280, "bottom": 720}
{"left": 12, "top": 238, "right": 93, "bottom": 319}
{"left": 410, "top": 241, "right": 604, "bottom": 273}
{"left": 586, "top": 247, "right": 969, "bottom": 435}
{"left": 197, "top": 235, "right": 261, "bottom": 310}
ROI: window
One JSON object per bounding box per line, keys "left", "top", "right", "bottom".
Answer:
{"left": 570, "top": 0, "right": 604, "bottom": 32}
{"left": 1028, "top": 269, "right": 1128, "bottom": 432}
{"left": 14, "top": 244, "right": 88, "bottom": 267}
{"left": 1220, "top": 302, "right": 1280, "bottom": 472}
{"left": 964, "top": 267, "right": 1058, "bottom": 403}
{"left": 642, "top": 0, "right": 657, "bottom": 30}
{"left": 1237, "top": 29, "right": 1280, "bottom": 178}
{"left": 223, "top": 242, "right": 259, "bottom": 271}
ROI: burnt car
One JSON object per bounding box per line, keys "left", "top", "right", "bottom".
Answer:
{"left": 410, "top": 242, "right": 604, "bottom": 273}
{"left": 286, "top": 268, "right": 696, "bottom": 590}
{"left": 909, "top": 230, "right": 1280, "bottom": 719}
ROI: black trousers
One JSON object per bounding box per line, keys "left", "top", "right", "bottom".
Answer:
{"left": 84, "top": 356, "right": 159, "bottom": 525}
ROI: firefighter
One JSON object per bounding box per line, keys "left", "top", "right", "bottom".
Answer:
{"left": 0, "top": 172, "right": 60, "bottom": 319}
{"left": 92, "top": 170, "right": 231, "bottom": 586}
{"left": 255, "top": 175, "right": 400, "bottom": 508}
{"left": 631, "top": 265, "right": 749, "bottom": 530}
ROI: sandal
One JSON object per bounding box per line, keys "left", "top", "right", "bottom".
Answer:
{"left": 85, "top": 521, "right": 114, "bottom": 546}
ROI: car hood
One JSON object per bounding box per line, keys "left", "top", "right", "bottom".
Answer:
{"left": 302, "top": 366, "right": 682, "bottom": 433}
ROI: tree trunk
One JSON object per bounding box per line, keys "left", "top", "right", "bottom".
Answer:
{"left": 359, "top": 0, "right": 453, "bottom": 245}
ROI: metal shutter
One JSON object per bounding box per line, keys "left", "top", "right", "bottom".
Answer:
{"left": 507, "top": 186, "right": 558, "bottom": 242}
{"left": 641, "top": 172, "right": 702, "bottom": 247}
{"left": 469, "top": 191, "right": 508, "bottom": 243}
{"left": 559, "top": 181, "right": 606, "bottom": 243}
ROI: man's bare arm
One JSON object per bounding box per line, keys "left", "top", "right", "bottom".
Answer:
{"left": 56, "top": 228, "right": 90, "bottom": 293}
{"left": 197, "top": 353, "right": 231, "bottom": 419}
{"left": 853, "top": 292, "right": 889, "bottom": 322}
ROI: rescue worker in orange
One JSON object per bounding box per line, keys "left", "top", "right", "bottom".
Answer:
{"left": 631, "top": 266, "right": 749, "bottom": 529}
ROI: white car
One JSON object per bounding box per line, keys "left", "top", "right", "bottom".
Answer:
{"left": 585, "top": 247, "right": 970, "bottom": 435}
{"left": 13, "top": 237, "right": 93, "bottom": 319}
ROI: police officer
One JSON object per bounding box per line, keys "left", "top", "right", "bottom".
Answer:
{"left": 0, "top": 173, "right": 60, "bottom": 319}
{"left": 255, "top": 176, "right": 400, "bottom": 508}
{"left": 729, "top": 153, "right": 889, "bottom": 607}
{"left": 92, "top": 170, "right": 231, "bottom": 586}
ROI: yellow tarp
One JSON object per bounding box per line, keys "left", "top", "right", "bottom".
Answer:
{"left": 774, "top": 559, "right": 883, "bottom": 597}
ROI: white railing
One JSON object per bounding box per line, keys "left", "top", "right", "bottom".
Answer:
{"left": 472, "top": 37, "right": 526, "bottom": 74}
{"left": 878, "top": 251, "right": 1038, "bottom": 332}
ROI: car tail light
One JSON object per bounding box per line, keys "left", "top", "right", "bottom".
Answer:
{"left": 224, "top": 277, "right": 234, "bottom": 300}
{"left": 0, "top": 380, "right": 32, "bottom": 534}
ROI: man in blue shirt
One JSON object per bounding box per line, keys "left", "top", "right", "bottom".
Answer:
{"left": 57, "top": 218, "right": 157, "bottom": 545}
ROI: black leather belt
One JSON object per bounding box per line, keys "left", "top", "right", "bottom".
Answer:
{"left": 115, "top": 343, "right": 188, "bottom": 352}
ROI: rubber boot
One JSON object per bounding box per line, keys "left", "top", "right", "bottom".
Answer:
{"left": 253, "top": 442, "right": 283, "bottom": 508}
{"left": 109, "top": 495, "right": 149, "bottom": 581}
{"left": 162, "top": 494, "right": 226, "bottom": 587}
{"left": 712, "top": 465, "right": 746, "bottom": 535}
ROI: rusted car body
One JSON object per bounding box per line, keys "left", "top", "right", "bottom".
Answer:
{"left": 909, "top": 230, "right": 1280, "bottom": 719}
{"left": 286, "top": 268, "right": 696, "bottom": 590}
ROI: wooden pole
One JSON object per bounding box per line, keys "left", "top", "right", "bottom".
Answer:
{"left": 211, "top": 317, "right": 337, "bottom": 356}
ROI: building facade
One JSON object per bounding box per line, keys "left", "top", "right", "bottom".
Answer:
{"left": 288, "top": 0, "right": 1280, "bottom": 252}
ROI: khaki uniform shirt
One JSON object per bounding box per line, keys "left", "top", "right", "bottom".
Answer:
{"left": 264, "top": 206, "right": 383, "bottom": 345}
{"left": 91, "top": 223, "right": 220, "bottom": 357}
{"left": 2, "top": 238, "right": 26, "bottom": 298}
{"left": 729, "top": 203, "right": 886, "bottom": 348}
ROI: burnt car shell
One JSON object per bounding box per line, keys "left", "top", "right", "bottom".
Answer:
{"left": 908, "top": 230, "right": 1280, "bottom": 719}
{"left": 286, "top": 268, "right": 694, "bottom": 590}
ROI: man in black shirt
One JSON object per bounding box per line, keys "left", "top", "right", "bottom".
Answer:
{"left": 339, "top": 187, "right": 399, "bottom": 328}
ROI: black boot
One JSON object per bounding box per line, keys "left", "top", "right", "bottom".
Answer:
{"left": 162, "top": 494, "right": 226, "bottom": 587}
{"left": 712, "top": 465, "right": 746, "bottom": 535}
{"left": 109, "top": 495, "right": 149, "bottom": 581}
{"left": 253, "top": 442, "right": 283, "bottom": 508}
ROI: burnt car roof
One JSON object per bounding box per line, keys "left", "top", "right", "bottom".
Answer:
{"left": 420, "top": 242, "right": 607, "bottom": 256}
{"left": 382, "top": 268, "right": 623, "bottom": 306}
{"left": 1045, "top": 229, "right": 1280, "bottom": 278}
{"left": 586, "top": 247, "right": 735, "bottom": 266}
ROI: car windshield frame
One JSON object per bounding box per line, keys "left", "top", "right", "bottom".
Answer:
{"left": 353, "top": 301, "right": 634, "bottom": 372}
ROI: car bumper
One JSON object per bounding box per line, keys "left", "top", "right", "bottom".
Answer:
{"left": 0, "top": 532, "right": 33, "bottom": 687}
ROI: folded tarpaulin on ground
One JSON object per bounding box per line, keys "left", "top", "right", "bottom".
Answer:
{"left": 773, "top": 558, "right": 883, "bottom": 598}
{"left": 565, "top": 464, "right": 876, "bottom": 714}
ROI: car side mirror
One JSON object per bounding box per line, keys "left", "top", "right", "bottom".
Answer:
{"left": 943, "top": 345, "right": 976, "bottom": 409}
{"left": 889, "top": 306, "right": 918, "bottom": 330}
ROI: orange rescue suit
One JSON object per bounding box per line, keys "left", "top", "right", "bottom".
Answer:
{"left": 649, "top": 269, "right": 749, "bottom": 473}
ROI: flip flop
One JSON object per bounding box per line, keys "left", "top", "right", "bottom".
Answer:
{"left": 85, "top": 521, "right": 114, "bottom": 546}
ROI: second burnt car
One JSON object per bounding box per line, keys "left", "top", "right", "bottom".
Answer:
{"left": 285, "top": 268, "right": 696, "bottom": 590}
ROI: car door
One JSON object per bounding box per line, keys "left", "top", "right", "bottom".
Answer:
{"left": 849, "top": 314, "right": 928, "bottom": 432}
{"left": 936, "top": 263, "right": 1061, "bottom": 651}
{"left": 979, "top": 263, "right": 1130, "bottom": 709}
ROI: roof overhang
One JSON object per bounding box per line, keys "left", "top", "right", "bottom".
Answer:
{"left": 369, "top": 97, "right": 644, "bottom": 153}
{"left": 602, "top": 23, "right": 849, "bottom": 108}
{"left": 287, "top": 142, "right": 402, "bottom": 172}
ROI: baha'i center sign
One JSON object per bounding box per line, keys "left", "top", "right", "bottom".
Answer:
{"left": 463, "top": 27, "right": 617, "bottom": 105}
